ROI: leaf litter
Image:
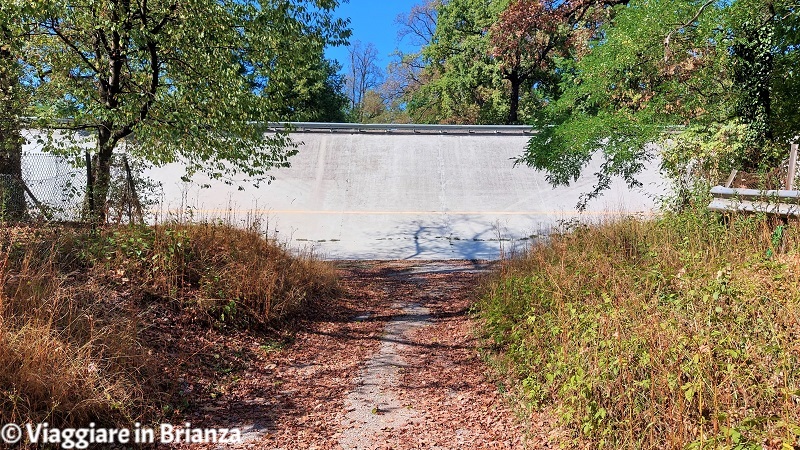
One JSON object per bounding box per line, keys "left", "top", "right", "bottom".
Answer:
{"left": 170, "top": 260, "right": 557, "bottom": 449}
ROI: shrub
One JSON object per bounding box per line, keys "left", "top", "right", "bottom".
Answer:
{"left": 86, "top": 223, "right": 339, "bottom": 327}
{"left": 0, "top": 227, "right": 148, "bottom": 427}
{"left": 477, "top": 210, "right": 800, "bottom": 449}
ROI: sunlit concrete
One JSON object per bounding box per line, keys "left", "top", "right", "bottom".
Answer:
{"left": 145, "top": 132, "right": 667, "bottom": 260}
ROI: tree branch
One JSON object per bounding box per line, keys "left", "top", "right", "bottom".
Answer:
{"left": 664, "top": 0, "right": 715, "bottom": 62}
{"left": 113, "top": 39, "right": 159, "bottom": 144}
{"left": 49, "top": 21, "right": 104, "bottom": 78}
{"left": 151, "top": 2, "right": 179, "bottom": 35}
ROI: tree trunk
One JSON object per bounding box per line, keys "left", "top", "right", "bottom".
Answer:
{"left": 0, "top": 40, "right": 26, "bottom": 221}
{"left": 507, "top": 73, "right": 520, "bottom": 125}
{"left": 91, "top": 126, "right": 115, "bottom": 224}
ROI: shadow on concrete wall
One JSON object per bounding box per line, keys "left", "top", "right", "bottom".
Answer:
{"left": 363, "top": 217, "right": 538, "bottom": 260}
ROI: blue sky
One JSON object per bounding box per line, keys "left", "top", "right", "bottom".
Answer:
{"left": 324, "top": 0, "right": 422, "bottom": 72}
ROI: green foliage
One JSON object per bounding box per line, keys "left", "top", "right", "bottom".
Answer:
{"left": 524, "top": 110, "right": 660, "bottom": 208}
{"left": 14, "top": 0, "right": 349, "bottom": 219}
{"left": 522, "top": 0, "right": 800, "bottom": 203}
{"left": 283, "top": 58, "right": 349, "bottom": 123}
{"left": 406, "top": 0, "right": 624, "bottom": 125}
{"left": 414, "top": 0, "right": 511, "bottom": 124}
{"left": 0, "top": 2, "right": 29, "bottom": 219}
{"left": 477, "top": 211, "right": 800, "bottom": 448}
{"left": 771, "top": 7, "right": 800, "bottom": 143}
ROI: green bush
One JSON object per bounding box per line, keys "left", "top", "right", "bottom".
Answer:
{"left": 477, "top": 210, "right": 800, "bottom": 449}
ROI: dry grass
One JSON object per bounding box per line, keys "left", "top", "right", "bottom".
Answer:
{"left": 478, "top": 209, "right": 800, "bottom": 449}
{"left": 0, "top": 222, "right": 338, "bottom": 428}
{"left": 91, "top": 223, "right": 339, "bottom": 327}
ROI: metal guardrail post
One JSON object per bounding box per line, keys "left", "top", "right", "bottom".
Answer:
{"left": 787, "top": 143, "right": 798, "bottom": 190}
{"left": 724, "top": 169, "right": 738, "bottom": 188}
{"left": 123, "top": 155, "right": 144, "bottom": 224}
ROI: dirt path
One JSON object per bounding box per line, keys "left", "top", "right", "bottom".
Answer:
{"left": 337, "top": 298, "right": 431, "bottom": 449}
{"left": 181, "top": 261, "right": 555, "bottom": 449}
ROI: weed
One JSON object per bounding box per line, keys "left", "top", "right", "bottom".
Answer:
{"left": 477, "top": 208, "right": 800, "bottom": 449}
{"left": 260, "top": 340, "right": 287, "bottom": 353}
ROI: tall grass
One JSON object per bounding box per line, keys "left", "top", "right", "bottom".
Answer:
{"left": 0, "top": 222, "right": 338, "bottom": 428}
{"left": 478, "top": 209, "right": 800, "bottom": 449}
{"left": 87, "top": 223, "right": 339, "bottom": 327}
{"left": 0, "top": 227, "right": 148, "bottom": 427}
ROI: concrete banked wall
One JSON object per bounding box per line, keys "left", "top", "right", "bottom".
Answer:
{"left": 147, "top": 124, "right": 666, "bottom": 260}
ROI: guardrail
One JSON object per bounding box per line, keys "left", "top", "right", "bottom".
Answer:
{"left": 708, "top": 186, "right": 800, "bottom": 217}
{"left": 266, "top": 122, "right": 536, "bottom": 135}
{"left": 708, "top": 143, "right": 800, "bottom": 218}
{"left": 22, "top": 118, "right": 538, "bottom": 135}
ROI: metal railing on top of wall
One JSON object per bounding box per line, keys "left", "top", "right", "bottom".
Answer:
{"left": 266, "top": 122, "right": 537, "bottom": 135}
{"left": 22, "top": 119, "right": 536, "bottom": 135}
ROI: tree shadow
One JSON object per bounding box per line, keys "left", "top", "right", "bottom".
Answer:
{"left": 359, "top": 215, "right": 539, "bottom": 260}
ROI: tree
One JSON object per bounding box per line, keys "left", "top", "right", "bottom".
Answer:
{"left": 360, "top": 89, "right": 389, "bottom": 122}
{"left": 388, "top": 0, "right": 441, "bottom": 122}
{"left": 21, "top": 0, "right": 349, "bottom": 222}
{"left": 771, "top": 2, "right": 800, "bottom": 144}
{"left": 398, "top": 0, "right": 439, "bottom": 49}
{"left": 418, "top": 0, "right": 511, "bottom": 124}
{"left": 520, "top": 0, "right": 800, "bottom": 207}
{"left": 0, "top": 2, "right": 27, "bottom": 220}
{"left": 727, "top": 0, "right": 796, "bottom": 168}
{"left": 490, "top": 0, "right": 562, "bottom": 124}
{"left": 345, "top": 40, "right": 383, "bottom": 122}
{"left": 278, "top": 58, "right": 349, "bottom": 123}
{"left": 489, "top": 0, "right": 629, "bottom": 124}
{"left": 401, "top": 0, "right": 627, "bottom": 125}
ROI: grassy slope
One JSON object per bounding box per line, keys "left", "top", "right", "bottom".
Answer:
{"left": 0, "top": 223, "right": 338, "bottom": 428}
{"left": 477, "top": 210, "right": 800, "bottom": 449}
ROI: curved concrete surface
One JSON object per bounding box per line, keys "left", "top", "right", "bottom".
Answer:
{"left": 146, "top": 132, "right": 667, "bottom": 260}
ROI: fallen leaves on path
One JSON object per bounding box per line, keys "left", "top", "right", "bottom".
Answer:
{"left": 170, "top": 260, "right": 556, "bottom": 449}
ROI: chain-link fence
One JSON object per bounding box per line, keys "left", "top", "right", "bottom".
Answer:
{"left": 0, "top": 129, "right": 158, "bottom": 224}
{"left": 21, "top": 152, "right": 87, "bottom": 222}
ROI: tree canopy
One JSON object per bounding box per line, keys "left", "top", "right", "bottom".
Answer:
{"left": 6, "top": 0, "right": 349, "bottom": 220}
{"left": 521, "top": 0, "right": 800, "bottom": 205}
{"left": 414, "top": 0, "right": 511, "bottom": 124}
{"left": 401, "top": 0, "right": 624, "bottom": 125}
{"left": 388, "top": 0, "right": 798, "bottom": 204}
{"left": 345, "top": 40, "right": 384, "bottom": 122}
